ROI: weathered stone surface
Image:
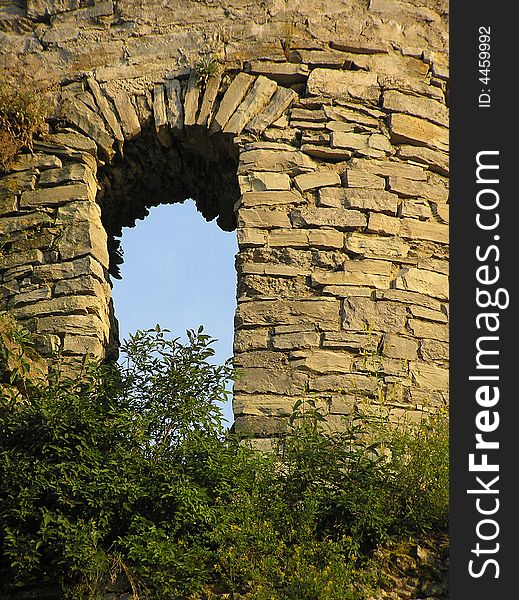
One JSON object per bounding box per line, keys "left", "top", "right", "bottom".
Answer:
{"left": 345, "top": 232, "right": 410, "bottom": 258}
{"left": 33, "top": 256, "right": 105, "bottom": 283}
{"left": 307, "top": 69, "right": 380, "bottom": 102}
{"left": 409, "top": 319, "right": 448, "bottom": 342}
{"left": 109, "top": 89, "right": 141, "bottom": 140}
{"left": 268, "top": 229, "right": 344, "bottom": 249}
{"left": 331, "top": 132, "right": 385, "bottom": 158}
{"left": 311, "top": 269, "right": 390, "bottom": 290}
{"left": 381, "top": 333, "right": 419, "bottom": 360}
{"left": 0, "top": 196, "right": 18, "bottom": 215}
{"left": 294, "top": 170, "right": 341, "bottom": 192}
{"left": 241, "top": 172, "right": 292, "bottom": 192}
{"left": 233, "top": 394, "right": 301, "bottom": 417}
{"left": 1, "top": 249, "right": 44, "bottom": 270}
{"left": 410, "top": 305, "right": 448, "bottom": 323}
{"left": 367, "top": 213, "right": 401, "bottom": 235}
{"left": 348, "top": 157, "right": 427, "bottom": 180}
{"left": 291, "top": 349, "right": 354, "bottom": 373}
{"left": 330, "top": 36, "right": 388, "bottom": 54}
{"left": 0, "top": 212, "right": 53, "bottom": 235}
{"left": 8, "top": 286, "right": 52, "bottom": 308}
{"left": 239, "top": 148, "right": 316, "bottom": 175}
{"left": 374, "top": 289, "right": 442, "bottom": 310}
{"left": 183, "top": 73, "right": 202, "bottom": 126}
{"left": 342, "top": 189, "right": 398, "bottom": 214}
{"left": 399, "top": 218, "right": 448, "bottom": 244}
{"left": 224, "top": 75, "right": 277, "bottom": 134}
{"left": 246, "top": 61, "right": 309, "bottom": 84}
{"left": 20, "top": 183, "right": 94, "bottom": 208}
{"left": 246, "top": 87, "right": 298, "bottom": 134}
{"left": 389, "top": 113, "right": 448, "bottom": 152}
{"left": 420, "top": 339, "right": 449, "bottom": 361}
{"left": 237, "top": 208, "right": 290, "bottom": 229}
{"left": 10, "top": 153, "right": 62, "bottom": 172}
{"left": 57, "top": 208, "right": 109, "bottom": 265}
{"left": 291, "top": 207, "right": 366, "bottom": 229}
{"left": 397, "top": 145, "right": 449, "bottom": 176}
{"left": 196, "top": 74, "right": 222, "bottom": 126}
{"left": 344, "top": 169, "right": 385, "bottom": 189}
{"left": 322, "top": 331, "right": 380, "bottom": 352}
{"left": 383, "top": 90, "right": 448, "bottom": 127}
{"left": 241, "top": 262, "right": 310, "bottom": 277}
{"left": 237, "top": 228, "right": 267, "bottom": 247}
{"left": 410, "top": 362, "right": 448, "bottom": 390}
{"left": 86, "top": 78, "right": 124, "bottom": 144}
{"left": 394, "top": 267, "right": 448, "bottom": 300}
{"left": 324, "top": 104, "right": 381, "bottom": 127}
{"left": 309, "top": 372, "right": 379, "bottom": 395}
{"left": 342, "top": 297, "right": 407, "bottom": 333}
{"left": 26, "top": 0, "right": 80, "bottom": 18}
{"left": 38, "top": 163, "right": 96, "bottom": 194}
{"left": 211, "top": 72, "right": 254, "bottom": 132}
{"left": 62, "top": 335, "right": 104, "bottom": 356}
{"left": 163, "top": 79, "right": 184, "bottom": 130}
{"left": 152, "top": 84, "right": 172, "bottom": 147}
{"left": 12, "top": 295, "right": 104, "bottom": 320}
{"left": 388, "top": 176, "right": 448, "bottom": 202}
{"left": 431, "top": 202, "right": 449, "bottom": 223}
{"left": 236, "top": 299, "right": 340, "bottom": 328}
{"left": 399, "top": 199, "right": 432, "bottom": 220}
{"left": 234, "top": 328, "right": 269, "bottom": 352}
{"left": 272, "top": 330, "right": 320, "bottom": 350}
{"left": 234, "top": 367, "right": 307, "bottom": 395}
{"left": 35, "top": 314, "right": 109, "bottom": 341}
{"left": 61, "top": 98, "right": 114, "bottom": 160}
{"left": 301, "top": 145, "right": 352, "bottom": 162}
{"left": 238, "top": 190, "right": 301, "bottom": 208}
{"left": 54, "top": 275, "right": 110, "bottom": 299}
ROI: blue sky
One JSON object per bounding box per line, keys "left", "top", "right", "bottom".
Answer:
{"left": 111, "top": 201, "right": 238, "bottom": 425}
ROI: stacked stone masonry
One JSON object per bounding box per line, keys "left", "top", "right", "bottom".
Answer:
{"left": 1, "top": 0, "right": 449, "bottom": 445}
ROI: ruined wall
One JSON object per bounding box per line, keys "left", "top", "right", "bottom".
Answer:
{"left": 0, "top": 0, "right": 449, "bottom": 442}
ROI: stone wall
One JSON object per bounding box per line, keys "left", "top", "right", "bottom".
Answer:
{"left": 0, "top": 0, "right": 449, "bottom": 441}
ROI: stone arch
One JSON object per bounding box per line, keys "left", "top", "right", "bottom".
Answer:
{"left": 1, "top": 56, "right": 449, "bottom": 442}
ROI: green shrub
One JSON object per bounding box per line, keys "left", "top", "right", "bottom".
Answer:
{"left": 0, "top": 323, "right": 448, "bottom": 599}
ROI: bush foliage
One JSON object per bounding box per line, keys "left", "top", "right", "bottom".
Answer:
{"left": 0, "top": 317, "right": 448, "bottom": 599}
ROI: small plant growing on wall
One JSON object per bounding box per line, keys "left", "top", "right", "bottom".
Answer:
{"left": 193, "top": 53, "right": 221, "bottom": 85}
{"left": 0, "top": 77, "right": 47, "bottom": 172}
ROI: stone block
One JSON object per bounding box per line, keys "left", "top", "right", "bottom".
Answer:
{"left": 311, "top": 269, "right": 390, "bottom": 290}
{"left": 348, "top": 157, "right": 427, "bottom": 180}
{"left": 309, "top": 372, "right": 379, "bottom": 395}
{"left": 397, "top": 145, "right": 449, "bottom": 176}
{"left": 10, "top": 153, "right": 62, "bottom": 172}
{"left": 342, "top": 189, "right": 398, "bottom": 214}
{"left": 246, "top": 61, "right": 309, "bottom": 84}
{"left": 394, "top": 267, "right": 448, "bottom": 300}
{"left": 235, "top": 299, "right": 340, "bottom": 329}
{"left": 33, "top": 256, "right": 105, "bottom": 284}
{"left": 408, "top": 319, "right": 448, "bottom": 342}
{"left": 381, "top": 333, "right": 419, "bottom": 360}
{"left": 383, "top": 90, "right": 448, "bottom": 127}
{"left": 410, "top": 362, "right": 448, "bottom": 390}
{"left": 36, "top": 314, "right": 109, "bottom": 342}
{"left": 344, "top": 232, "right": 410, "bottom": 258}
{"left": 38, "top": 164, "right": 97, "bottom": 195}
{"left": 342, "top": 297, "right": 407, "bottom": 333}
{"left": 399, "top": 219, "right": 448, "bottom": 244}
{"left": 237, "top": 228, "right": 267, "bottom": 247}
{"left": 291, "top": 349, "right": 354, "bottom": 373}
{"left": 62, "top": 335, "right": 104, "bottom": 356}
{"left": 233, "top": 394, "right": 300, "bottom": 417}
{"left": 367, "top": 213, "right": 401, "bottom": 236}
{"left": 238, "top": 148, "right": 316, "bottom": 175}
{"left": 398, "top": 199, "right": 433, "bottom": 220}
{"left": 197, "top": 74, "right": 222, "bottom": 126}
{"left": 307, "top": 69, "right": 380, "bottom": 102}
{"left": 61, "top": 98, "right": 114, "bottom": 160}
{"left": 268, "top": 229, "right": 344, "bottom": 249}
{"left": 300, "top": 145, "right": 353, "bottom": 162}
{"left": 344, "top": 169, "right": 386, "bottom": 189}
{"left": 234, "top": 367, "right": 307, "bottom": 395}
{"left": 211, "top": 72, "right": 255, "bottom": 132}
{"left": 291, "top": 207, "right": 366, "bottom": 229}
{"left": 322, "top": 331, "right": 381, "bottom": 352}
{"left": 234, "top": 328, "right": 269, "bottom": 353}
{"left": 183, "top": 73, "right": 202, "bottom": 127}
{"left": 420, "top": 339, "right": 449, "bottom": 361}
{"left": 109, "top": 89, "right": 141, "bottom": 140}
{"left": 243, "top": 172, "right": 292, "bottom": 192}
{"left": 246, "top": 86, "right": 298, "bottom": 134}
{"left": 1, "top": 249, "right": 44, "bottom": 270}
{"left": 238, "top": 190, "right": 301, "bottom": 208}
{"left": 389, "top": 113, "right": 448, "bottom": 152}
{"left": 237, "top": 208, "right": 291, "bottom": 229}
{"left": 294, "top": 171, "right": 341, "bottom": 192}
{"left": 86, "top": 78, "right": 125, "bottom": 144}
{"left": 388, "top": 176, "right": 448, "bottom": 202}
{"left": 272, "top": 331, "right": 320, "bottom": 350}
{"left": 20, "top": 183, "right": 94, "bottom": 208}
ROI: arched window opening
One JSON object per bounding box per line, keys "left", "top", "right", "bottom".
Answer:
{"left": 111, "top": 201, "right": 237, "bottom": 426}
